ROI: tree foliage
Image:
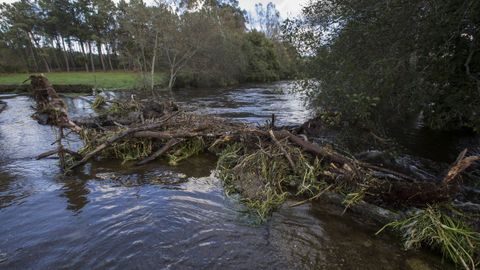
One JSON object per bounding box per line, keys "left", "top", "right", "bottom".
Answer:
{"left": 285, "top": 0, "right": 480, "bottom": 132}
{"left": 0, "top": 0, "right": 299, "bottom": 89}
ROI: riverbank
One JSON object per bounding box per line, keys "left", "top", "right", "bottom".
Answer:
{"left": 0, "top": 71, "right": 166, "bottom": 91}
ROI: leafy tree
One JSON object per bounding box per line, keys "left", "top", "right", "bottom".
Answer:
{"left": 286, "top": 0, "right": 480, "bottom": 132}
{"left": 242, "top": 30, "right": 281, "bottom": 82}
{"left": 0, "top": 0, "right": 300, "bottom": 90}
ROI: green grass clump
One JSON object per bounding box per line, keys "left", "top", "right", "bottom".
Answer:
{"left": 244, "top": 186, "right": 288, "bottom": 222}
{"left": 109, "top": 139, "right": 153, "bottom": 163}
{"left": 79, "top": 129, "right": 153, "bottom": 163}
{"left": 168, "top": 138, "right": 206, "bottom": 166}
{"left": 92, "top": 95, "right": 106, "bottom": 110}
{"left": 377, "top": 205, "right": 480, "bottom": 270}
{"left": 216, "top": 143, "right": 244, "bottom": 193}
{"left": 0, "top": 71, "right": 166, "bottom": 89}
{"left": 215, "top": 141, "right": 326, "bottom": 221}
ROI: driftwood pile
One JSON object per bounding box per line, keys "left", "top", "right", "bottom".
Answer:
{"left": 27, "top": 75, "right": 479, "bottom": 207}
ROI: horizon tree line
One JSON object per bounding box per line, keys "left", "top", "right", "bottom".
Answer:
{"left": 0, "top": 0, "right": 298, "bottom": 90}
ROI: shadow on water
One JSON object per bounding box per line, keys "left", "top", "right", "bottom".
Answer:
{"left": 0, "top": 86, "right": 460, "bottom": 269}
{"left": 386, "top": 114, "right": 480, "bottom": 163}
{"left": 60, "top": 178, "right": 90, "bottom": 213}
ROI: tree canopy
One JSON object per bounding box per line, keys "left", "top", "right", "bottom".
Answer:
{"left": 0, "top": 0, "right": 299, "bottom": 89}
{"left": 285, "top": 0, "right": 480, "bottom": 132}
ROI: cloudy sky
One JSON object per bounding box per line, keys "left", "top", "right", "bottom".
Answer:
{"left": 0, "top": 0, "right": 307, "bottom": 18}
{"left": 239, "top": 0, "right": 307, "bottom": 18}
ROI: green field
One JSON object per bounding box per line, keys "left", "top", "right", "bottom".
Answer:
{"left": 0, "top": 72, "right": 166, "bottom": 89}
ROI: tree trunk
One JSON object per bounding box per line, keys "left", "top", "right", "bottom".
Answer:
{"left": 97, "top": 42, "right": 106, "bottom": 71}
{"left": 106, "top": 44, "right": 114, "bottom": 71}
{"left": 168, "top": 67, "right": 177, "bottom": 92}
{"left": 51, "top": 40, "right": 62, "bottom": 71}
{"left": 66, "top": 37, "right": 76, "bottom": 69}
{"left": 80, "top": 41, "right": 89, "bottom": 72}
{"left": 151, "top": 32, "right": 159, "bottom": 91}
{"left": 29, "top": 32, "right": 50, "bottom": 72}
{"left": 27, "top": 39, "right": 39, "bottom": 72}
{"left": 88, "top": 42, "right": 96, "bottom": 72}
{"left": 58, "top": 36, "right": 70, "bottom": 72}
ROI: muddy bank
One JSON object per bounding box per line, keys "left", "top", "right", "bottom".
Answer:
{"left": 0, "top": 84, "right": 92, "bottom": 93}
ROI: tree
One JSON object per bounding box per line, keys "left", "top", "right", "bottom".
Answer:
{"left": 286, "top": 0, "right": 480, "bottom": 132}
{"left": 251, "top": 2, "right": 280, "bottom": 39}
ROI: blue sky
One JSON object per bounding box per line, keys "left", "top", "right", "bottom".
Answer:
{"left": 0, "top": 0, "right": 307, "bottom": 18}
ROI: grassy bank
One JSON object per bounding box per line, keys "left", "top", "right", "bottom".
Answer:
{"left": 0, "top": 71, "right": 166, "bottom": 89}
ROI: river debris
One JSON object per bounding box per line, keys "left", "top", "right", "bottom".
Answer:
{"left": 27, "top": 75, "right": 82, "bottom": 133}
{"left": 28, "top": 75, "right": 480, "bottom": 269}
{"left": 377, "top": 205, "right": 480, "bottom": 270}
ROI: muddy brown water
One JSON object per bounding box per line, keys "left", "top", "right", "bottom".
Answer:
{"left": 0, "top": 82, "right": 471, "bottom": 269}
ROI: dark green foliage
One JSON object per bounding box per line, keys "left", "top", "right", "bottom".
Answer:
{"left": 286, "top": 0, "right": 480, "bottom": 132}
{"left": 242, "top": 30, "right": 281, "bottom": 82}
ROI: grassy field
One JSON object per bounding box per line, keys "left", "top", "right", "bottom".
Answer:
{"left": 0, "top": 72, "right": 166, "bottom": 89}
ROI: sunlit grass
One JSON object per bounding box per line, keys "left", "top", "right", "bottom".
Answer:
{"left": 0, "top": 71, "right": 166, "bottom": 89}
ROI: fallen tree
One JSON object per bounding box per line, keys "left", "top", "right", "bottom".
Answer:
{"left": 28, "top": 75, "right": 480, "bottom": 269}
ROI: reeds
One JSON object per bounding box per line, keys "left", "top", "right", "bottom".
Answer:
{"left": 215, "top": 139, "right": 326, "bottom": 220}
{"left": 92, "top": 95, "right": 106, "bottom": 110}
{"left": 377, "top": 205, "right": 480, "bottom": 270}
{"left": 168, "top": 138, "right": 206, "bottom": 165}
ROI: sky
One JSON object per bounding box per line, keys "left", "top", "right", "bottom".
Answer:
{"left": 0, "top": 0, "right": 308, "bottom": 18}
{"left": 238, "top": 0, "right": 308, "bottom": 18}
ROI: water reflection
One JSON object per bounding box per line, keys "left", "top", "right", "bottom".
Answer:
{"left": 0, "top": 170, "right": 20, "bottom": 209}
{"left": 60, "top": 179, "right": 90, "bottom": 212}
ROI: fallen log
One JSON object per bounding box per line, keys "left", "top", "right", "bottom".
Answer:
{"left": 269, "top": 130, "right": 296, "bottom": 170}
{"left": 272, "top": 129, "right": 417, "bottom": 182}
{"left": 444, "top": 149, "right": 480, "bottom": 185}
{"left": 136, "top": 138, "right": 182, "bottom": 166}
{"left": 68, "top": 112, "right": 179, "bottom": 170}
{"left": 36, "top": 148, "right": 82, "bottom": 160}
{"left": 132, "top": 130, "right": 221, "bottom": 140}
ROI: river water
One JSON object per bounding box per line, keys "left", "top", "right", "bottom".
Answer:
{"left": 0, "top": 82, "right": 461, "bottom": 269}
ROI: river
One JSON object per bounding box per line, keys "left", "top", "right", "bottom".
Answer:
{"left": 0, "top": 81, "right": 465, "bottom": 269}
